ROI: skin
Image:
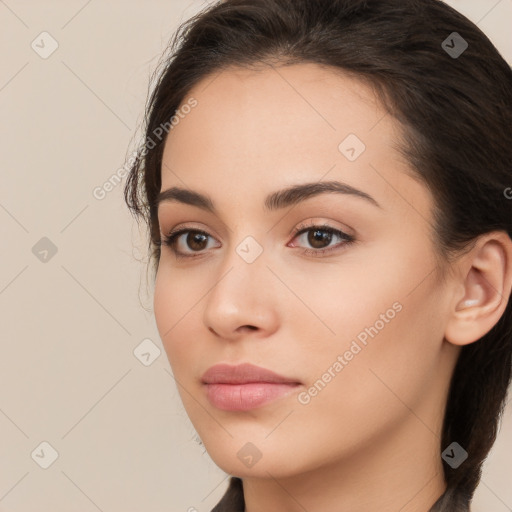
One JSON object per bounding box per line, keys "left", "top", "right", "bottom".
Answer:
{"left": 153, "top": 63, "right": 512, "bottom": 512}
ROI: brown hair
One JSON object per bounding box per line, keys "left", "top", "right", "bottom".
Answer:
{"left": 124, "top": 1, "right": 512, "bottom": 510}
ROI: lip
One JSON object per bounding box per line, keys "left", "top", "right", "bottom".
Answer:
{"left": 201, "top": 363, "right": 301, "bottom": 385}
{"left": 201, "top": 363, "right": 302, "bottom": 411}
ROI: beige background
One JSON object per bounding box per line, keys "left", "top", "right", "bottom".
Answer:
{"left": 0, "top": 0, "right": 511, "bottom": 510}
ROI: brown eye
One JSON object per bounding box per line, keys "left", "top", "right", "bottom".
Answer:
{"left": 307, "top": 229, "right": 334, "bottom": 249}
{"left": 161, "top": 229, "right": 220, "bottom": 259}
{"left": 186, "top": 232, "right": 209, "bottom": 251}
{"left": 290, "top": 224, "right": 356, "bottom": 257}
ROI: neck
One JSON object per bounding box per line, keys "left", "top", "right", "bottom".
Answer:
{"left": 242, "top": 414, "right": 447, "bottom": 512}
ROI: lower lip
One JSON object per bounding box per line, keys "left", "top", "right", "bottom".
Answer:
{"left": 204, "top": 382, "right": 301, "bottom": 411}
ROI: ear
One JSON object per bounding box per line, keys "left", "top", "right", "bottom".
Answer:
{"left": 445, "top": 231, "right": 512, "bottom": 346}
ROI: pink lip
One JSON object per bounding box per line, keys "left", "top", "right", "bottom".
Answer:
{"left": 201, "top": 363, "right": 300, "bottom": 385}
{"left": 201, "top": 363, "right": 302, "bottom": 411}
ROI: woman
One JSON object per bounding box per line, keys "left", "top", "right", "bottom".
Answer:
{"left": 124, "top": 1, "right": 512, "bottom": 510}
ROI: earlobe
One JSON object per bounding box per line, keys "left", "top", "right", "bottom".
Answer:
{"left": 445, "top": 233, "right": 512, "bottom": 346}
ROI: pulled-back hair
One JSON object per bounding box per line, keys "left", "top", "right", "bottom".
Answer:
{"left": 124, "top": 1, "right": 512, "bottom": 510}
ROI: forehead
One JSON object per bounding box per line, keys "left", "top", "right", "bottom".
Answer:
{"left": 160, "top": 62, "right": 427, "bottom": 218}
{"left": 163, "top": 62, "right": 390, "bottom": 165}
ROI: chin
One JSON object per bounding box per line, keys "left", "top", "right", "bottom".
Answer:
{"left": 213, "top": 457, "right": 300, "bottom": 480}
{"left": 201, "top": 437, "right": 309, "bottom": 479}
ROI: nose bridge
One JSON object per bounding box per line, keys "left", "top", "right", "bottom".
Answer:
{"left": 202, "top": 232, "right": 278, "bottom": 336}
{"left": 208, "top": 234, "right": 268, "bottom": 310}
{"left": 215, "top": 227, "right": 269, "bottom": 291}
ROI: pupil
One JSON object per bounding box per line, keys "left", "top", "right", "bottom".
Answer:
{"left": 188, "top": 232, "right": 207, "bottom": 250}
{"left": 308, "top": 229, "right": 331, "bottom": 249}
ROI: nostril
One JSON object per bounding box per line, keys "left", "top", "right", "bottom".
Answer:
{"left": 207, "top": 325, "right": 258, "bottom": 336}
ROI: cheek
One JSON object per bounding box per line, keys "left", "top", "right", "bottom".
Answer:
{"left": 153, "top": 266, "right": 199, "bottom": 370}
{"left": 341, "top": 288, "right": 443, "bottom": 409}
{"left": 153, "top": 267, "right": 175, "bottom": 342}
{"left": 289, "top": 239, "right": 445, "bottom": 409}
{"left": 304, "top": 235, "right": 440, "bottom": 337}
{"left": 281, "top": 293, "right": 446, "bottom": 472}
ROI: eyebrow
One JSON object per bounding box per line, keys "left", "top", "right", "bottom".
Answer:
{"left": 155, "top": 180, "right": 381, "bottom": 214}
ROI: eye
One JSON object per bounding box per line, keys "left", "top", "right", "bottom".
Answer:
{"left": 161, "top": 228, "right": 220, "bottom": 259}
{"left": 288, "top": 223, "right": 355, "bottom": 257}
{"left": 160, "top": 222, "right": 356, "bottom": 260}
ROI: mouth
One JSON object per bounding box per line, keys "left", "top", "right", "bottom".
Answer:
{"left": 201, "top": 362, "right": 302, "bottom": 411}
{"left": 203, "top": 382, "right": 301, "bottom": 411}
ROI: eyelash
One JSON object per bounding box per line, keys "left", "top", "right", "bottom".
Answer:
{"left": 160, "top": 223, "right": 356, "bottom": 260}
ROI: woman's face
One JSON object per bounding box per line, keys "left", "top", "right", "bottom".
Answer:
{"left": 154, "top": 63, "right": 459, "bottom": 478}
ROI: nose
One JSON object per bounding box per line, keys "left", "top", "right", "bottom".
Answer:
{"left": 202, "top": 245, "right": 280, "bottom": 341}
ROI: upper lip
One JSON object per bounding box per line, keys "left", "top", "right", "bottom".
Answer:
{"left": 201, "top": 363, "right": 301, "bottom": 385}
